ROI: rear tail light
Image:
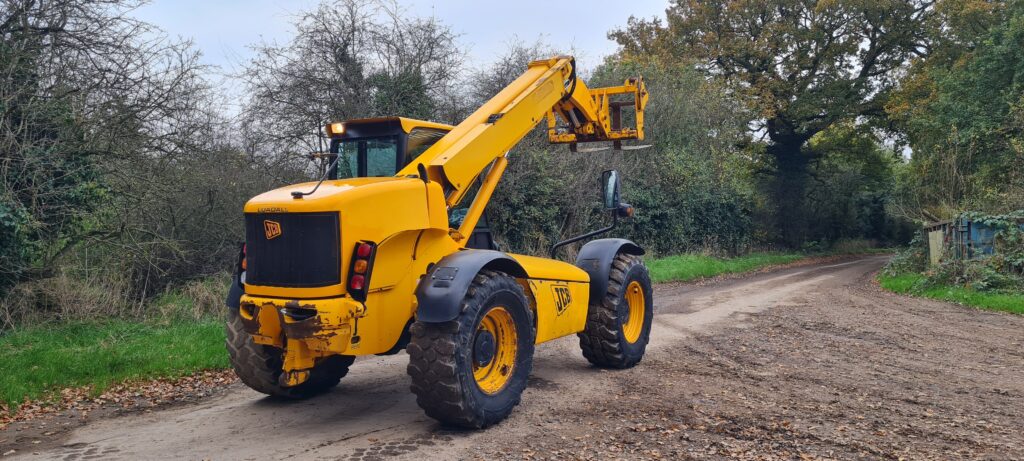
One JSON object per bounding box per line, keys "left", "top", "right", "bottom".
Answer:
{"left": 350, "top": 274, "right": 365, "bottom": 291}
{"left": 348, "top": 241, "right": 376, "bottom": 301}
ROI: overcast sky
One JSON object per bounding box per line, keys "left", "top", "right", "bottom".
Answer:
{"left": 130, "top": 0, "right": 668, "bottom": 73}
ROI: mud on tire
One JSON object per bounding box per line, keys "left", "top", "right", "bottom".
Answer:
{"left": 406, "top": 270, "right": 535, "bottom": 429}
{"left": 225, "top": 308, "right": 353, "bottom": 399}
{"left": 578, "top": 252, "right": 653, "bottom": 369}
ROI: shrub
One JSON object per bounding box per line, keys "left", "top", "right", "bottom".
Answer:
{"left": 921, "top": 258, "right": 1023, "bottom": 293}
{"left": 883, "top": 234, "right": 928, "bottom": 276}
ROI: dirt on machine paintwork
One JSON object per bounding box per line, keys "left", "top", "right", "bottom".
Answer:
{"left": 5, "top": 255, "right": 1024, "bottom": 460}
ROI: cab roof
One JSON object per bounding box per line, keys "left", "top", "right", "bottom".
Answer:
{"left": 342, "top": 116, "right": 453, "bottom": 134}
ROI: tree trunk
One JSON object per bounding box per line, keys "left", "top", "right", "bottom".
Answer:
{"left": 767, "top": 142, "right": 810, "bottom": 248}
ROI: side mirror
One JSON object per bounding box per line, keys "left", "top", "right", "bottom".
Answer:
{"left": 602, "top": 170, "right": 621, "bottom": 209}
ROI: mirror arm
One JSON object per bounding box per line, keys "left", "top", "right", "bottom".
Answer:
{"left": 549, "top": 212, "right": 619, "bottom": 259}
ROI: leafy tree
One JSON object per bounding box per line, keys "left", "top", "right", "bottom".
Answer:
{"left": 612, "top": 0, "right": 933, "bottom": 246}
{"left": 1, "top": 0, "right": 266, "bottom": 320}
{"left": 803, "top": 123, "right": 914, "bottom": 245}
{"left": 0, "top": 0, "right": 171, "bottom": 296}
{"left": 888, "top": 0, "right": 1023, "bottom": 216}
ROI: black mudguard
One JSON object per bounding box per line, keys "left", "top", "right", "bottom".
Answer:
{"left": 225, "top": 243, "right": 246, "bottom": 309}
{"left": 225, "top": 273, "right": 244, "bottom": 309}
{"left": 574, "top": 238, "right": 645, "bottom": 305}
{"left": 415, "top": 249, "right": 528, "bottom": 323}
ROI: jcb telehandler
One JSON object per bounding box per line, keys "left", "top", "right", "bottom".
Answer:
{"left": 226, "top": 56, "right": 653, "bottom": 428}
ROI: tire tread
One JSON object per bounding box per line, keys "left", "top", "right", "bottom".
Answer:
{"left": 407, "top": 270, "right": 533, "bottom": 428}
{"left": 578, "top": 253, "right": 652, "bottom": 369}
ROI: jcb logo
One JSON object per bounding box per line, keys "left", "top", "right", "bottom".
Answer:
{"left": 552, "top": 285, "right": 572, "bottom": 315}
{"left": 264, "top": 220, "right": 282, "bottom": 240}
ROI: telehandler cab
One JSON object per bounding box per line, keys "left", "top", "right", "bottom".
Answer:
{"left": 226, "top": 56, "right": 653, "bottom": 428}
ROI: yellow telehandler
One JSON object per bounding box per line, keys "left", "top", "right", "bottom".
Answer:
{"left": 225, "top": 56, "right": 653, "bottom": 428}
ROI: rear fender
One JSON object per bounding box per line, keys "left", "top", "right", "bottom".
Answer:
{"left": 574, "top": 238, "right": 645, "bottom": 305}
{"left": 225, "top": 243, "right": 245, "bottom": 309}
{"left": 415, "top": 250, "right": 528, "bottom": 323}
{"left": 226, "top": 274, "right": 244, "bottom": 309}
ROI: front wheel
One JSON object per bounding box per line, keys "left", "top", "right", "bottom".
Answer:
{"left": 406, "top": 270, "right": 534, "bottom": 429}
{"left": 578, "top": 253, "right": 653, "bottom": 368}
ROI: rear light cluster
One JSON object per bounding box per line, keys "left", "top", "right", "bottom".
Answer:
{"left": 348, "top": 241, "right": 376, "bottom": 301}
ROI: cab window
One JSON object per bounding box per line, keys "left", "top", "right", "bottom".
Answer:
{"left": 405, "top": 128, "right": 448, "bottom": 165}
{"left": 330, "top": 136, "right": 400, "bottom": 178}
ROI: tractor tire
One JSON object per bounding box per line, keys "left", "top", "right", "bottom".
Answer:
{"left": 407, "top": 270, "right": 535, "bottom": 429}
{"left": 578, "top": 252, "right": 653, "bottom": 369}
{"left": 225, "top": 308, "right": 353, "bottom": 399}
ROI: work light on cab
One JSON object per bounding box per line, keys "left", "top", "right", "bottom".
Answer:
{"left": 326, "top": 122, "right": 345, "bottom": 136}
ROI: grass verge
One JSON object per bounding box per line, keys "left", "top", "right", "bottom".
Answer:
{"left": 878, "top": 273, "right": 1024, "bottom": 315}
{"left": 647, "top": 252, "right": 805, "bottom": 284}
{"left": 0, "top": 319, "right": 227, "bottom": 408}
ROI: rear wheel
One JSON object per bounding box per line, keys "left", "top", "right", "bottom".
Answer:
{"left": 225, "top": 308, "right": 353, "bottom": 399}
{"left": 578, "top": 253, "right": 653, "bottom": 368}
{"left": 407, "top": 270, "right": 534, "bottom": 428}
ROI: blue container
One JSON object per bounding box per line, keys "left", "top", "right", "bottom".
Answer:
{"left": 957, "top": 218, "right": 1024, "bottom": 259}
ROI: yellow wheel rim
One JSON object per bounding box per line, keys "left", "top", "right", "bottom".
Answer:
{"left": 472, "top": 306, "right": 518, "bottom": 395}
{"left": 622, "top": 281, "right": 646, "bottom": 344}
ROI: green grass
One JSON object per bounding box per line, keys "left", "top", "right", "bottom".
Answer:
{"left": 878, "top": 273, "right": 1024, "bottom": 315}
{"left": 0, "top": 319, "right": 227, "bottom": 408}
{"left": 647, "top": 252, "right": 805, "bottom": 284}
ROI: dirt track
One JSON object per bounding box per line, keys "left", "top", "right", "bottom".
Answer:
{"left": 9, "top": 255, "right": 1024, "bottom": 460}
